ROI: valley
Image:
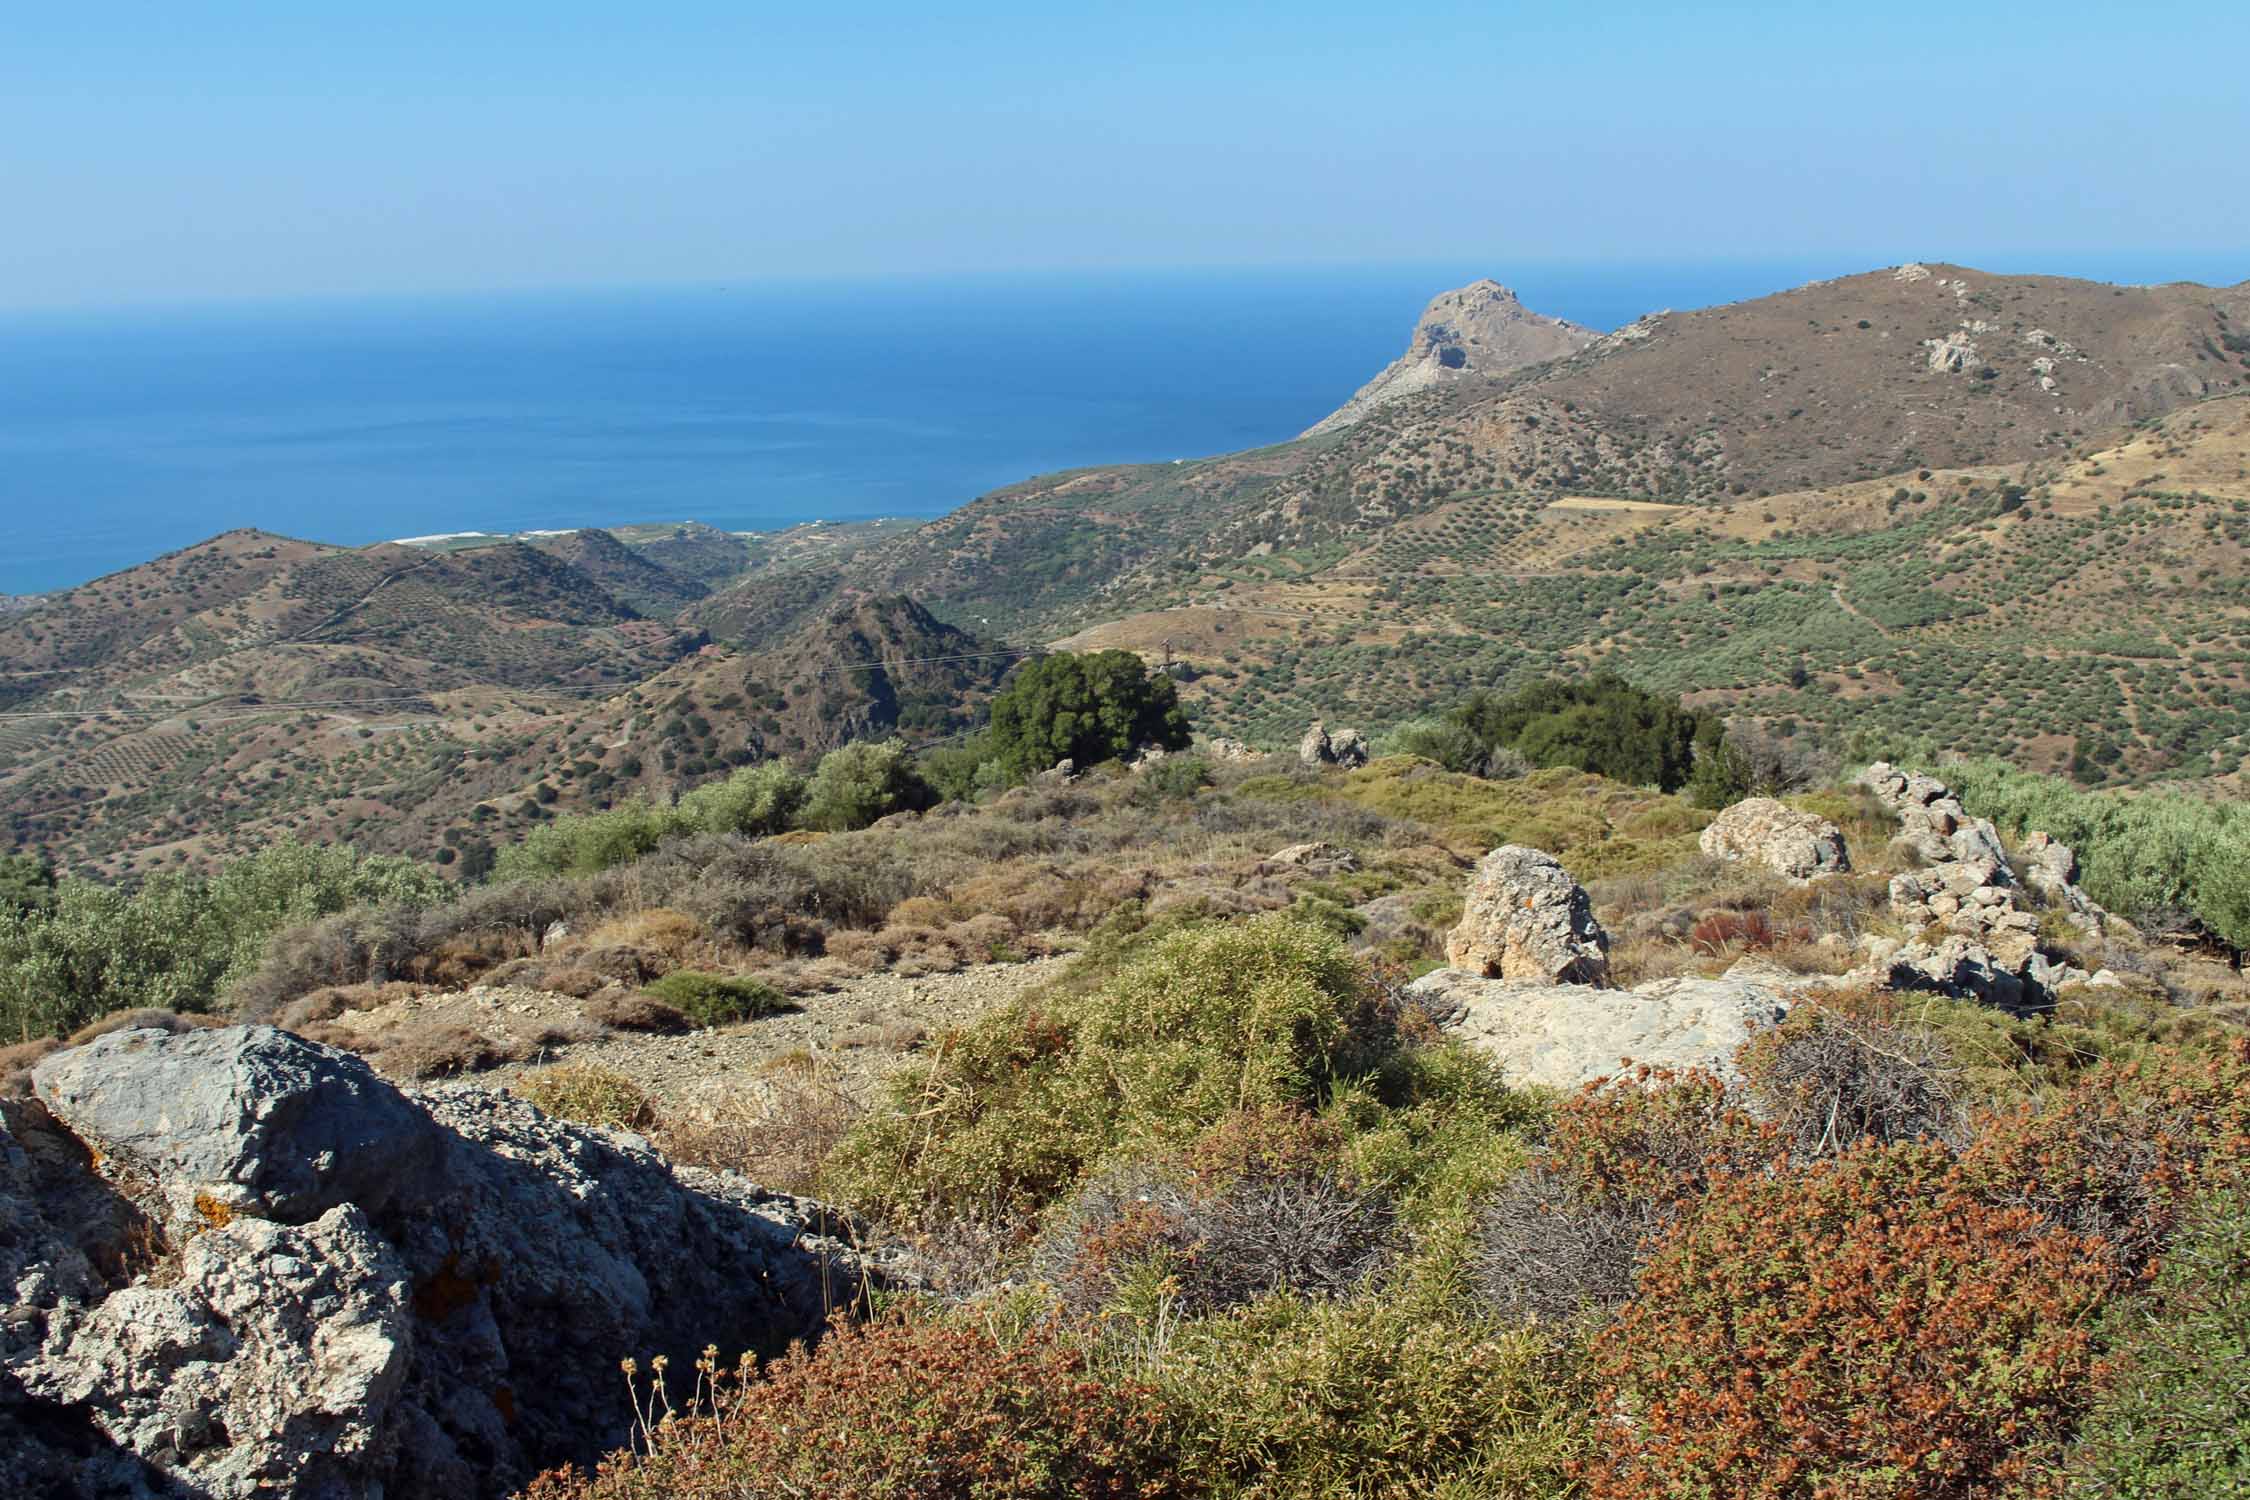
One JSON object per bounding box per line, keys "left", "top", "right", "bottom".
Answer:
{"left": 4, "top": 261, "right": 2248, "bottom": 883}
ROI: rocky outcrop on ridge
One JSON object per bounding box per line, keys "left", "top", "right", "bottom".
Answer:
{"left": 1298, "top": 721, "right": 1370, "bottom": 770}
{"left": 1845, "top": 764, "right": 2120, "bottom": 1010}
{"left": 1413, "top": 849, "right": 1787, "bottom": 1086}
{"left": 5, "top": 1026, "right": 879, "bottom": 1500}
{"left": 1445, "top": 845, "right": 1612, "bottom": 987}
{"left": 1698, "top": 797, "right": 1850, "bottom": 883}
{"left": 1301, "top": 280, "right": 1598, "bottom": 437}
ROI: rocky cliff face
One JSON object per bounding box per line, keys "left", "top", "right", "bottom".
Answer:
{"left": 2, "top": 1027, "right": 883, "bottom": 1500}
{"left": 1301, "top": 279, "right": 1597, "bottom": 436}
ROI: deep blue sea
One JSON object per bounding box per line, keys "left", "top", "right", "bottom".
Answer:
{"left": 2, "top": 256, "right": 2241, "bottom": 594}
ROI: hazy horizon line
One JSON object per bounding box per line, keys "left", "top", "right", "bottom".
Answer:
{"left": 5, "top": 249, "right": 2246, "bottom": 324}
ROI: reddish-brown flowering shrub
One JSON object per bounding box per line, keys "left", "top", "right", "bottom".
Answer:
{"left": 1689, "top": 908, "right": 1807, "bottom": 957}
{"left": 1542, "top": 1066, "right": 1783, "bottom": 1208}
{"left": 1958, "top": 1036, "right": 2250, "bottom": 1274}
{"left": 1580, "top": 1140, "right": 2117, "bottom": 1500}
{"left": 521, "top": 1312, "right": 1187, "bottom": 1500}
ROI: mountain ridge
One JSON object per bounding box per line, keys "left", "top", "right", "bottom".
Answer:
{"left": 1300, "top": 278, "right": 1599, "bottom": 436}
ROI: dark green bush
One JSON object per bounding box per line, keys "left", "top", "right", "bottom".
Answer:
{"left": 987, "top": 650, "right": 1190, "bottom": 778}
{"left": 1440, "top": 673, "right": 1720, "bottom": 792}
{"left": 643, "top": 970, "right": 795, "bottom": 1027}
{"left": 0, "top": 853, "right": 55, "bottom": 917}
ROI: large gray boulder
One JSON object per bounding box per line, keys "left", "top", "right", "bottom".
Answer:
{"left": 1698, "top": 796, "right": 1849, "bottom": 882}
{"left": 1405, "top": 964, "right": 1790, "bottom": 1089}
{"left": 23, "top": 1206, "right": 412, "bottom": 1500}
{"left": 32, "top": 1026, "right": 448, "bottom": 1239}
{"left": 6, "top": 1026, "right": 879, "bottom": 1500}
{"left": 1445, "top": 845, "right": 1611, "bottom": 986}
{"left": 1297, "top": 721, "right": 1370, "bottom": 770}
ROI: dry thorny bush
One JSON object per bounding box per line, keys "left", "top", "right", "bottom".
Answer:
{"left": 654, "top": 1070, "right": 865, "bottom": 1198}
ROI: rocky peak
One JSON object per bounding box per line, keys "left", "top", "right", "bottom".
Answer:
{"left": 1301, "top": 279, "right": 1598, "bottom": 436}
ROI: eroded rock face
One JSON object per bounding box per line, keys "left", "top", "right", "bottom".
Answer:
{"left": 1297, "top": 721, "right": 1371, "bottom": 770}
{"left": 1405, "top": 963, "right": 1789, "bottom": 1089}
{"left": 1698, "top": 797, "right": 1850, "bottom": 882}
{"left": 1850, "top": 764, "right": 2120, "bottom": 1009}
{"left": 1445, "top": 845, "right": 1611, "bottom": 986}
{"left": 1859, "top": 762, "right": 2010, "bottom": 873}
{"left": 25, "top": 1207, "right": 412, "bottom": 1500}
{"left": 1301, "top": 280, "right": 1598, "bottom": 437}
{"left": 32, "top": 1025, "right": 449, "bottom": 1239}
{"left": 6, "top": 1027, "right": 878, "bottom": 1500}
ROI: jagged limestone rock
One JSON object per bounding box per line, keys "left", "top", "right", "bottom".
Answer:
{"left": 1698, "top": 797, "right": 1850, "bottom": 882}
{"left": 1849, "top": 765, "right": 2111, "bottom": 1007}
{"left": 1301, "top": 280, "right": 1598, "bottom": 436}
{"left": 1296, "top": 721, "right": 1369, "bottom": 770}
{"left": 1445, "top": 845, "right": 1611, "bottom": 986}
{"left": 7, "top": 1027, "right": 882, "bottom": 1500}
{"left": 24, "top": 1206, "right": 413, "bottom": 1500}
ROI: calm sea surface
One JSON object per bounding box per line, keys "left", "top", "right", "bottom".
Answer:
{"left": 2, "top": 257, "right": 2238, "bottom": 594}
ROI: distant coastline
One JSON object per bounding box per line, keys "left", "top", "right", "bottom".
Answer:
{"left": 7, "top": 257, "right": 2242, "bottom": 595}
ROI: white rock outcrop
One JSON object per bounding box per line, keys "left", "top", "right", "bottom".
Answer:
{"left": 1445, "top": 845, "right": 1611, "bottom": 986}
{"left": 1698, "top": 797, "right": 1850, "bottom": 882}
{"left": 1405, "top": 962, "right": 1790, "bottom": 1090}
{"left": 1850, "top": 763, "right": 2120, "bottom": 1009}
{"left": 1301, "top": 280, "right": 1597, "bottom": 437}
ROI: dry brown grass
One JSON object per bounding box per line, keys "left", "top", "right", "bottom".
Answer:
{"left": 581, "top": 990, "right": 690, "bottom": 1033}
{"left": 64, "top": 1006, "right": 224, "bottom": 1048}
{"left": 0, "top": 1037, "right": 62, "bottom": 1096}
{"left": 370, "top": 1023, "right": 530, "bottom": 1081}
{"left": 512, "top": 1062, "right": 656, "bottom": 1130}
{"left": 656, "top": 1072, "right": 864, "bottom": 1197}
{"left": 585, "top": 907, "right": 709, "bottom": 963}
{"left": 274, "top": 982, "right": 423, "bottom": 1030}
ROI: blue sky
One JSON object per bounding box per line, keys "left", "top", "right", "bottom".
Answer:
{"left": 3, "top": 2, "right": 2245, "bottom": 309}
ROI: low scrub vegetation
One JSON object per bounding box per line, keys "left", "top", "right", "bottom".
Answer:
{"left": 522, "top": 906, "right": 2250, "bottom": 1500}
{"left": 0, "top": 840, "right": 446, "bottom": 1042}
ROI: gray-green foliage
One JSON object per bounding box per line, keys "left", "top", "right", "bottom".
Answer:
{"left": 800, "top": 739, "right": 933, "bottom": 832}
{"left": 495, "top": 760, "right": 809, "bottom": 881}
{"left": 0, "top": 840, "right": 448, "bottom": 1043}
{"left": 675, "top": 759, "right": 806, "bottom": 839}
{"left": 1939, "top": 758, "right": 2250, "bottom": 945}
{"left": 495, "top": 748, "right": 927, "bottom": 879}
{"left": 2071, "top": 1190, "right": 2250, "bottom": 1496}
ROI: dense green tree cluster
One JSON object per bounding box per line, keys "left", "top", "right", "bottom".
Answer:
{"left": 986, "top": 650, "right": 1191, "bottom": 778}
{"left": 1386, "top": 673, "right": 1721, "bottom": 794}
{"left": 0, "top": 853, "right": 56, "bottom": 917}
